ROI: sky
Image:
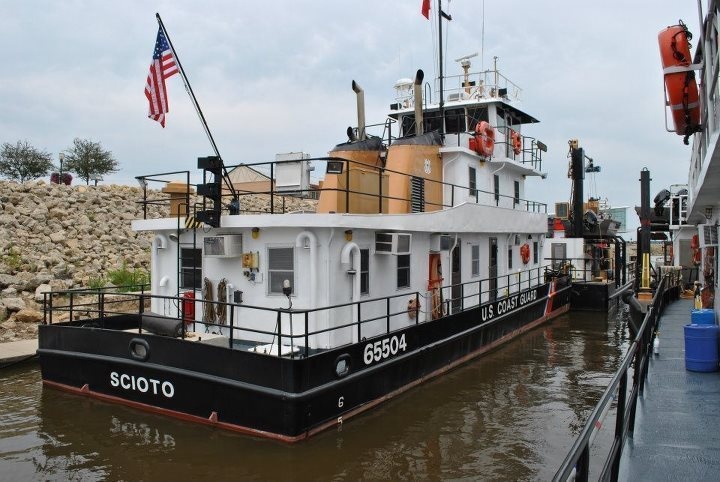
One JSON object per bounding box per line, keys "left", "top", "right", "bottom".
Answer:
{"left": 0, "top": 0, "right": 702, "bottom": 234}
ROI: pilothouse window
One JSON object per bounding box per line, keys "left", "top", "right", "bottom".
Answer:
{"left": 445, "top": 108, "right": 466, "bottom": 134}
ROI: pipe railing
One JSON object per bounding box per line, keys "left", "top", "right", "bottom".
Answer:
{"left": 43, "top": 267, "right": 566, "bottom": 357}
{"left": 553, "top": 275, "right": 675, "bottom": 481}
{"left": 133, "top": 156, "right": 548, "bottom": 219}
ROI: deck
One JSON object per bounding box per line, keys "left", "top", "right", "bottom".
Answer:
{"left": 618, "top": 299, "right": 720, "bottom": 481}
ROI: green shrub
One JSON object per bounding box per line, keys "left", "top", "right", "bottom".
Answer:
{"left": 107, "top": 263, "right": 150, "bottom": 292}
{"left": 87, "top": 276, "right": 107, "bottom": 290}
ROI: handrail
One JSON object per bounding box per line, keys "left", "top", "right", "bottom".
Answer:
{"left": 133, "top": 155, "right": 547, "bottom": 219}
{"left": 43, "top": 266, "right": 565, "bottom": 356}
{"left": 553, "top": 275, "right": 674, "bottom": 481}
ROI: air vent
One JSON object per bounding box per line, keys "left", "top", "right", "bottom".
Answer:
{"left": 203, "top": 235, "right": 243, "bottom": 257}
{"left": 375, "top": 232, "right": 412, "bottom": 255}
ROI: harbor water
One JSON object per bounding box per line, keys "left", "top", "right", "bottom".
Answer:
{"left": 0, "top": 306, "right": 631, "bottom": 481}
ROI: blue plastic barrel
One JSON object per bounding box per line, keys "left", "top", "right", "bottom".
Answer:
{"left": 684, "top": 324, "right": 719, "bottom": 372}
{"left": 691, "top": 309, "right": 716, "bottom": 325}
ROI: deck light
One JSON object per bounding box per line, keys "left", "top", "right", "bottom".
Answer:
{"left": 251, "top": 227, "right": 260, "bottom": 239}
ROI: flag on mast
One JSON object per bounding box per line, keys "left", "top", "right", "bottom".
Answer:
{"left": 421, "top": 0, "right": 430, "bottom": 18}
{"left": 145, "top": 27, "right": 178, "bottom": 127}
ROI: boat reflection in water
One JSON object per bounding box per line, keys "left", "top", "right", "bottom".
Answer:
{"left": 3, "top": 306, "right": 630, "bottom": 481}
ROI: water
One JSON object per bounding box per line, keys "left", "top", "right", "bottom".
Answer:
{"left": 0, "top": 306, "right": 631, "bottom": 481}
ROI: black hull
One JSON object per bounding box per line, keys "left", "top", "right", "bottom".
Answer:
{"left": 38, "top": 281, "right": 570, "bottom": 442}
{"left": 570, "top": 280, "right": 633, "bottom": 312}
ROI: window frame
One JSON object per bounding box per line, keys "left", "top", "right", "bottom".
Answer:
{"left": 471, "top": 244, "right": 480, "bottom": 277}
{"left": 360, "top": 248, "right": 370, "bottom": 295}
{"left": 469, "top": 166, "right": 477, "bottom": 198}
{"left": 397, "top": 254, "right": 411, "bottom": 289}
{"left": 267, "top": 246, "right": 295, "bottom": 295}
{"left": 179, "top": 248, "right": 202, "bottom": 290}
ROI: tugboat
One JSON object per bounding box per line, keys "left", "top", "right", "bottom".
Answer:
{"left": 545, "top": 140, "right": 633, "bottom": 312}
{"left": 38, "top": 28, "right": 571, "bottom": 442}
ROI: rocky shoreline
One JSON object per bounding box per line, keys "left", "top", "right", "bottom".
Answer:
{"left": 0, "top": 179, "right": 316, "bottom": 343}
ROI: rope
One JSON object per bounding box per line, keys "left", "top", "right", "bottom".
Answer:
{"left": 217, "top": 278, "right": 227, "bottom": 325}
{"left": 202, "top": 277, "right": 216, "bottom": 323}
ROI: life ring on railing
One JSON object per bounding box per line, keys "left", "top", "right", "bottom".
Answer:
{"left": 520, "top": 243, "right": 531, "bottom": 264}
{"left": 658, "top": 21, "right": 701, "bottom": 141}
{"left": 510, "top": 129, "right": 522, "bottom": 155}
{"left": 407, "top": 297, "right": 421, "bottom": 319}
{"left": 474, "top": 121, "right": 495, "bottom": 158}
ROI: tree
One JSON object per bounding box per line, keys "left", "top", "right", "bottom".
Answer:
{"left": 62, "top": 138, "right": 119, "bottom": 185}
{"left": 0, "top": 140, "right": 54, "bottom": 182}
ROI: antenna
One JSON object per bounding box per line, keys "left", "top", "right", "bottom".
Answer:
{"left": 455, "top": 53, "right": 478, "bottom": 94}
{"left": 454, "top": 52, "right": 479, "bottom": 63}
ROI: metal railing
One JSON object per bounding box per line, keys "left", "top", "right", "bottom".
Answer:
{"left": 553, "top": 274, "right": 676, "bottom": 481}
{"left": 43, "top": 266, "right": 564, "bottom": 358}
{"left": 135, "top": 156, "right": 547, "bottom": 219}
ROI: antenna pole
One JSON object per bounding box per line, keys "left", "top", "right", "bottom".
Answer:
{"left": 438, "top": 0, "right": 444, "bottom": 137}
{"left": 155, "top": 13, "right": 237, "bottom": 199}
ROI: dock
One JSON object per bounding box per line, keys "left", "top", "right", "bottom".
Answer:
{"left": 619, "top": 299, "right": 720, "bottom": 480}
{"left": 0, "top": 339, "right": 38, "bottom": 367}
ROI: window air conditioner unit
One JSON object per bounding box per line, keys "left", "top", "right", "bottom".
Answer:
{"left": 555, "top": 202, "right": 570, "bottom": 220}
{"left": 203, "top": 235, "right": 243, "bottom": 258}
{"left": 698, "top": 224, "right": 718, "bottom": 248}
{"left": 375, "top": 232, "right": 412, "bottom": 255}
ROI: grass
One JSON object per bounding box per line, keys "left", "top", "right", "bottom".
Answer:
{"left": 86, "top": 263, "right": 150, "bottom": 292}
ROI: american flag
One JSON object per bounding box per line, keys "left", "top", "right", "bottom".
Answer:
{"left": 145, "top": 27, "right": 178, "bottom": 127}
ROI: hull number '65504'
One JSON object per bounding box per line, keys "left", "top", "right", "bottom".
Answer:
{"left": 363, "top": 334, "right": 407, "bottom": 365}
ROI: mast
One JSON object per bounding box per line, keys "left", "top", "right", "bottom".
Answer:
{"left": 437, "top": 0, "right": 452, "bottom": 137}
{"left": 438, "top": 0, "right": 444, "bottom": 136}
{"left": 155, "top": 13, "right": 238, "bottom": 212}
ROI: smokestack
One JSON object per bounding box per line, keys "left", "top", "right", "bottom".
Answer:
{"left": 351, "top": 80, "right": 366, "bottom": 141}
{"left": 414, "top": 69, "right": 424, "bottom": 136}
{"left": 571, "top": 146, "right": 584, "bottom": 238}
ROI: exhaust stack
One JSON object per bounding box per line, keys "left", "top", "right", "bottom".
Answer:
{"left": 351, "top": 80, "right": 366, "bottom": 141}
{"left": 414, "top": 69, "right": 424, "bottom": 136}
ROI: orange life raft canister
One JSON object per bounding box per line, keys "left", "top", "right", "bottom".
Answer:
{"left": 658, "top": 21, "right": 700, "bottom": 140}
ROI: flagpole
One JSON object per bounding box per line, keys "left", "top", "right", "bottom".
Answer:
{"left": 155, "top": 13, "right": 237, "bottom": 199}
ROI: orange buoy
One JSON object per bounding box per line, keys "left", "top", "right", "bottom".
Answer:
{"left": 473, "top": 121, "right": 495, "bottom": 158}
{"left": 520, "top": 243, "right": 531, "bottom": 264}
{"left": 658, "top": 21, "right": 700, "bottom": 141}
{"left": 510, "top": 129, "right": 522, "bottom": 155}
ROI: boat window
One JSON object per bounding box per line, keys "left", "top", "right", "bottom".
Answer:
{"left": 180, "top": 248, "right": 202, "bottom": 289}
{"left": 533, "top": 241, "right": 539, "bottom": 264}
{"left": 514, "top": 180, "right": 520, "bottom": 206}
{"left": 397, "top": 254, "right": 410, "bottom": 289}
{"left": 424, "top": 112, "right": 442, "bottom": 133}
{"left": 466, "top": 107, "right": 489, "bottom": 131}
{"left": 468, "top": 167, "right": 477, "bottom": 198}
{"left": 508, "top": 246, "right": 513, "bottom": 270}
{"left": 401, "top": 114, "right": 416, "bottom": 137}
{"left": 496, "top": 106, "right": 506, "bottom": 131}
{"left": 268, "top": 247, "right": 295, "bottom": 294}
{"left": 360, "top": 249, "right": 369, "bottom": 295}
{"left": 471, "top": 245, "right": 480, "bottom": 277}
{"left": 444, "top": 108, "right": 466, "bottom": 134}
{"left": 493, "top": 175, "right": 500, "bottom": 205}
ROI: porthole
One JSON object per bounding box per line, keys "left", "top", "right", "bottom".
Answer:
{"left": 334, "top": 354, "right": 351, "bottom": 378}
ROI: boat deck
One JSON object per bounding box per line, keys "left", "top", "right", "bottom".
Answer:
{"left": 619, "top": 299, "right": 720, "bottom": 481}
